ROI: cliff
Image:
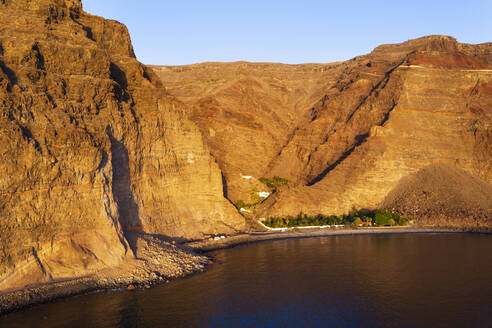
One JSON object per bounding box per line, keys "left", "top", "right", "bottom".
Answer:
{"left": 1, "top": 0, "right": 491, "bottom": 299}
{"left": 154, "top": 36, "right": 492, "bottom": 227}
{"left": 151, "top": 62, "right": 340, "bottom": 202}
{"left": 0, "top": 0, "right": 245, "bottom": 293}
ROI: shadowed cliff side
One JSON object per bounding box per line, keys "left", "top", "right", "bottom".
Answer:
{"left": 0, "top": 0, "right": 245, "bottom": 293}
{"left": 106, "top": 126, "right": 141, "bottom": 255}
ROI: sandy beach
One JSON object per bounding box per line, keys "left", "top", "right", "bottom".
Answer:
{"left": 186, "top": 226, "right": 458, "bottom": 252}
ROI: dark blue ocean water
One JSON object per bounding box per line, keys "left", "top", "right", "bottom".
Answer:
{"left": 1, "top": 233, "right": 491, "bottom": 328}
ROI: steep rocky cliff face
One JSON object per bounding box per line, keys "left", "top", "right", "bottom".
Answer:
{"left": 1, "top": 0, "right": 490, "bottom": 296}
{"left": 154, "top": 36, "right": 492, "bottom": 224}
{"left": 0, "top": 0, "right": 244, "bottom": 292}
{"left": 152, "top": 62, "right": 341, "bottom": 202}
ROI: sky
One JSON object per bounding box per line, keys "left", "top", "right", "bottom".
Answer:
{"left": 82, "top": 0, "right": 492, "bottom": 66}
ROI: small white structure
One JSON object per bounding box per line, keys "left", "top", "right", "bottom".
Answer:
{"left": 187, "top": 153, "right": 195, "bottom": 164}
{"left": 296, "top": 225, "right": 332, "bottom": 229}
{"left": 258, "top": 191, "right": 271, "bottom": 198}
{"left": 256, "top": 220, "right": 288, "bottom": 232}
{"left": 240, "top": 173, "right": 253, "bottom": 179}
{"left": 240, "top": 208, "right": 253, "bottom": 213}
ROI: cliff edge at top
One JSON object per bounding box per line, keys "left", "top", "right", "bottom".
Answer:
{"left": 0, "top": 0, "right": 245, "bottom": 293}
{"left": 155, "top": 35, "right": 492, "bottom": 228}
{"left": 1, "top": 0, "right": 491, "bottom": 302}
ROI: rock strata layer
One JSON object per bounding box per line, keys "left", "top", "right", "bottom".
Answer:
{"left": 154, "top": 36, "right": 492, "bottom": 227}
{"left": 1, "top": 0, "right": 491, "bottom": 300}
{"left": 0, "top": 0, "right": 245, "bottom": 293}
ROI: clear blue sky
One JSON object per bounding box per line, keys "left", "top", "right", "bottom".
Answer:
{"left": 82, "top": 0, "right": 492, "bottom": 65}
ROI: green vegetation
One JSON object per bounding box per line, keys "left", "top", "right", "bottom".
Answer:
{"left": 234, "top": 176, "right": 290, "bottom": 213}
{"left": 234, "top": 188, "right": 264, "bottom": 212}
{"left": 249, "top": 188, "right": 262, "bottom": 204}
{"left": 263, "top": 209, "right": 408, "bottom": 228}
{"left": 234, "top": 199, "right": 247, "bottom": 209}
{"left": 259, "top": 176, "right": 289, "bottom": 191}
{"left": 374, "top": 209, "right": 406, "bottom": 226}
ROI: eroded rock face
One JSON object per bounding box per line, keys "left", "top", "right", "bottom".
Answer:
{"left": 152, "top": 62, "right": 341, "bottom": 202}
{"left": 0, "top": 0, "right": 244, "bottom": 292}
{"left": 154, "top": 36, "right": 492, "bottom": 223}
{"left": 1, "top": 1, "right": 491, "bottom": 293}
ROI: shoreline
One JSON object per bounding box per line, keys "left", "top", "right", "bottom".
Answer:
{"left": 185, "top": 226, "right": 461, "bottom": 252}
{"left": 0, "top": 226, "right": 480, "bottom": 316}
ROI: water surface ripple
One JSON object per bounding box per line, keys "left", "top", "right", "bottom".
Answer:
{"left": 1, "top": 233, "right": 491, "bottom": 327}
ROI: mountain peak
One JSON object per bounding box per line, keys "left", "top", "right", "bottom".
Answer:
{"left": 1, "top": 0, "right": 82, "bottom": 10}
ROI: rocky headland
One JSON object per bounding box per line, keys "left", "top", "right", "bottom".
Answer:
{"left": 0, "top": 0, "right": 491, "bottom": 314}
{"left": 0, "top": 0, "right": 245, "bottom": 303}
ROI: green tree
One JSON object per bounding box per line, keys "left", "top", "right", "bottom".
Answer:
{"left": 375, "top": 210, "right": 391, "bottom": 226}
{"left": 259, "top": 176, "right": 289, "bottom": 192}
{"left": 352, "top": 217, "right": 362, "bottom": 227}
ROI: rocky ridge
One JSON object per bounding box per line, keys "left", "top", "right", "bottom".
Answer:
{"left": 0, "top": 0, "right": 245, "bottom": 294}
{"left": 155, "top": 36, "right": 492, "bottom": 225}
{"left": 151, "top": 61, "right": 341, "bottom": 202}
{"left": 0, "top": 0, "right": 491, "bottom": 308}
